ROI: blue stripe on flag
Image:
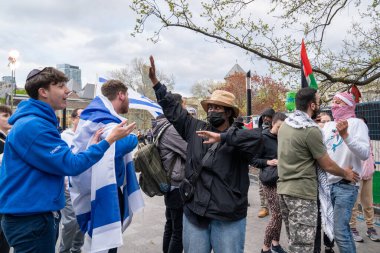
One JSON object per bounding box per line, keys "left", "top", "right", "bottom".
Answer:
{"left": 129, "top": 98, "right": 162, "bottom": 110}
{"left": 122, "top": 189, "right": 130, "bottom": 222}
{"left": 91, "top": 184, "right": 121, "bottom": 230}
{"left": 77, "top": 211, "right": 91, "bottom": 233}
{"left": 126, "top": 161, "right": 140, "bottom": 194}
{"left": 81, "top": 97, "right": 121, "bottom": 123}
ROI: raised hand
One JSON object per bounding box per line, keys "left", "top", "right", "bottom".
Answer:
{"left": 105, "top": 120, "right": 137, "bottom": 145}
{"left": 336, "top": 119, "right": 349, "bottom": 139}
{"left": 196, "top": 131, "right": 221, "bottom": 144}
{"left": 149, "top": 55, "right": 159, "bottom": 86}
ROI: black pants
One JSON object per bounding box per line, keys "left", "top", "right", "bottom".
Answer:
{"left": 0, "top": 215, "right": 10, "bottom": 253}
{"left": 108, "top": 187, "right": 125, "bottom": 253}
{"left": 314, "top": 197, "right": 334, "bottom": 253}
{"left": 163, "top": 189, "right": 183, "bottom": 253}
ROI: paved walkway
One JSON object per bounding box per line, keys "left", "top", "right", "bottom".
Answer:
{"left": 115, "top": 181, "right": 379, "bottom": 253}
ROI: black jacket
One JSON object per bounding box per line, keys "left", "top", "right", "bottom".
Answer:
{"left": 154, "top": 83, "right": 262, "bottom": 221}
{"left": 251, "top": 128, "right": 278, "bottom": 168}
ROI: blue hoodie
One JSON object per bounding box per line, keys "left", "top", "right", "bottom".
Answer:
{"left": 0, "top": 99, "right": 110, "bottom": 214}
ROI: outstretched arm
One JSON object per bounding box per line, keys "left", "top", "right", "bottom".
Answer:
{"left": 148, "top": 56, "right": 201, "bottom": 142}
{"left": 197, "top": 128, "right": 263, "bottom": 160}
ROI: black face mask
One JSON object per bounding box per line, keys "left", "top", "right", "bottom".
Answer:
{"left": 207, "top": 111, "right": 226, "bottom": 128}
{"left": 262, "top": 122, "right": 271, "bottom": 130}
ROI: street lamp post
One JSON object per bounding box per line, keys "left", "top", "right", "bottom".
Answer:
{"left": 246, "top": 70, "right": 252, "bottom": 122}
{"left": 8, "top": 50, "right": 20, "bottom": 109}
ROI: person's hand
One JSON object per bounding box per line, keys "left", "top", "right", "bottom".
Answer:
{"left": 149, "top": 55, "right": 159, "bottom": 86}
{"left": 105, "top": 120, "right": 137, "bottom": 145}
{"left": 343, "top": 166, "right": 360, "bottom": 183}
{"left": 267, "top": 159, "right": 278, "bottom": 166}
{"left": 336, "top": 119, "right": 349, "bottom": 139}
{"left": 90, "top": 128, "right": 104, "bottom": 145}
{"left": 196, "top": 131, "right": 221, "bottom": 144}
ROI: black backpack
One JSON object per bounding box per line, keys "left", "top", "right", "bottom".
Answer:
{"left": 134, "top": 123, "right": 173, "bottom": 197}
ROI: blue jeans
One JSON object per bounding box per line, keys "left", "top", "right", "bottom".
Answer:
{"left": 1, "top": 212, "right": 60, "bottom": 253}
{"left": 183, "top": 214, "right": 246, "bottom": 253}
{"left": 330, "top": 182, "right": 359, "bottom": 253}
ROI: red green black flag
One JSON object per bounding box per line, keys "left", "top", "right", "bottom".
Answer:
{"left": 301, "top": 40, "right": 318, "bottom": 90}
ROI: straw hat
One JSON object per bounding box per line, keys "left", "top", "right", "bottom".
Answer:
{"left": 201, "top": 90, "right": 239, "bottom": 117}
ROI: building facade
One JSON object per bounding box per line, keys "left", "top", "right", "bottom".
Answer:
{"left": 57, "top": 64, "right": 82, "bottom": 88}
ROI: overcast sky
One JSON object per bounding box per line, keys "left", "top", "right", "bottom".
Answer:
{"left": 0, "top": 1, "right": 362, "bottom": 97}
{"left": 0, "top": 0, "right": 274, "bottom": 96}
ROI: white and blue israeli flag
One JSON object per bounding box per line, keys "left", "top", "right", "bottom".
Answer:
{"left": 96, "top": 77, "right": 163, "bottom": 118}
{"left": 128, "top": 89, "right": 163, "bottom": 118}
{"left": 69, "top": 94, "right": 144, "bottom": 253}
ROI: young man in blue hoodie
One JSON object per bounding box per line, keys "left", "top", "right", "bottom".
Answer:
{"left": 0, "top": 67, "right": 136, "bottom": 253}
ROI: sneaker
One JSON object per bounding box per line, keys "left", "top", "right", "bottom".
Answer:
{"left": 258, "top": 207, "right": 269, "bottom": 218}
{"left": 351, "top": 228, "right": 364, "bottom": 242}
{"left": 271, "top": 244, "right": 287, "bottom": 253}
{"left": 366, "top": 227, "right": 380, "bottom": 242}
{"left": 325, "top": 247, "right": 335, "bottom": 253}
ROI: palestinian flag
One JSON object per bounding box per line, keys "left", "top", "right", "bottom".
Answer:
{"left": 301, "top": 39, "right": 318, "bottom": 90}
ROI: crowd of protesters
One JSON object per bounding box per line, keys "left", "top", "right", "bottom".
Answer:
{"left": 0, "top": 56, "right": 378, "bottom": 253}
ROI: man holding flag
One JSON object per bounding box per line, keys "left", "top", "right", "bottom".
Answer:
{"left": 0, "top": 68, "right": 136, "bottom": 253}
{"left": 70, "top": 80, "right": 144, "bottom": 253}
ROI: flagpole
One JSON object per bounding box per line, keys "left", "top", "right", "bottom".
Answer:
{"left": 95, "top": 73, "right": 99, "bottom": 98}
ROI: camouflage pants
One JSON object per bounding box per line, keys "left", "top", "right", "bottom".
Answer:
{"left": 279, "top": 194, "right": 317, "bottom": 253}
{"left": 259, "top": 180, "right": 268, "bottom": 208}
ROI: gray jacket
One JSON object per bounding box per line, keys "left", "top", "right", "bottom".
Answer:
{"left": 153, "top": 116, "right": 187, "bottom": 187}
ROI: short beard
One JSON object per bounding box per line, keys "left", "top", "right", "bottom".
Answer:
{"left": 311, "top": 108, "right": 320, "bottom": 120}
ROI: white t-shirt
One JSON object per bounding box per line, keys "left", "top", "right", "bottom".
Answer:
{"left": 61, "top": 128, "right": 75, "bottom": 190}
{"left": 61, "top": 128, "right": 75, "bottom": 148}
{"left": 323, "top": 118, "right": 370, "bottom": 185}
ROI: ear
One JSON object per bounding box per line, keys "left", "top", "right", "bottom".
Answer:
{"left": 118, "top": 91, "right": 126, "bottom": 101}
{"left": 311, "top": 102, "right": 317, "bottom": 111}
{"left": 38, "top": 87, "right": 49, "bottom": 99}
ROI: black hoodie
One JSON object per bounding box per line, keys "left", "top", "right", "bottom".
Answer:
{"left": 258, "top": 108, "right": 275, "bottom": 129}
{"left": 251, "top": 128, "right": 278, "bottom": 168}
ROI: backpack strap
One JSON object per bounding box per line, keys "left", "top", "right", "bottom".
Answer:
{"left": 153, "top": 122, "right": 172, "bottom": 146}
{"left": 189, "top": 142, "right": 219, "bottom": 185}
{"left": 153, "top": 122, "right": 178, "bottom": 185}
